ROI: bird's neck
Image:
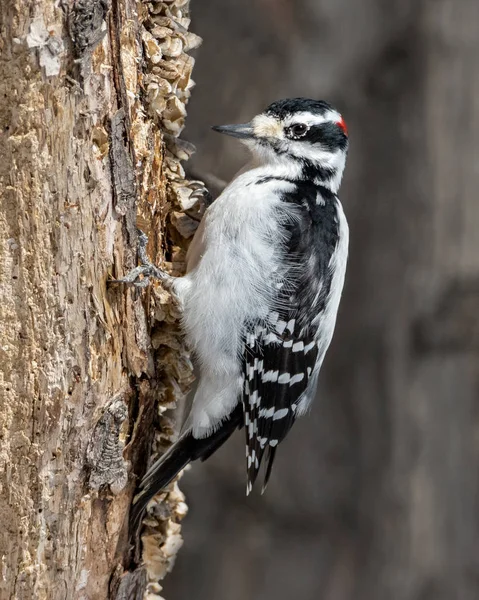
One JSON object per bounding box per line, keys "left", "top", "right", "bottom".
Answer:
{"left": 237, "top": 154, "right": 344, "bottom": 194}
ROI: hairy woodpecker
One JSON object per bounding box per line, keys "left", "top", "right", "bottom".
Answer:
{"left": 123, "top": 98, "right": 349, "bottom": 531}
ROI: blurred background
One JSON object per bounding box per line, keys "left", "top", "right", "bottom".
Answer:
{"left": 165, "top": 1, "right": 479, "bottom": 599}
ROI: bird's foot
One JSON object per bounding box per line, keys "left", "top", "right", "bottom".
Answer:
{"left": 111, "top": 230, "right": 175, "bottom": 289}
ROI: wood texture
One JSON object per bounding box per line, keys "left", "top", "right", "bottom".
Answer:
{"left": 0, "top": 0, "right": 199, "bottom": 598}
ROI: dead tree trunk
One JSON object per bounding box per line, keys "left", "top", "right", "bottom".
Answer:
{"left": 0, "top": 1, "right": 200, "bottom": 598}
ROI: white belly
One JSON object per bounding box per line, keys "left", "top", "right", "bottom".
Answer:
{"left": 178, "top": 173, "right": 297, "bottom": 437}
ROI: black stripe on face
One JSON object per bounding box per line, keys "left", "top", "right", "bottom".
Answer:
{"left": 303, "top": 123, "right": 348, "bottom": 152}
{"left": 254, "top": 142, "right": 337, "bottom": 183}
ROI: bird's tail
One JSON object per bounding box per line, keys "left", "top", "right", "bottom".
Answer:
{"left": 129, "top": 403, "right": 243, "bottom": 539}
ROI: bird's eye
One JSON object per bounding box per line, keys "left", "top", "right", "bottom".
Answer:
{"left": 289, "top": 123, "right": 308, "bottom": 138}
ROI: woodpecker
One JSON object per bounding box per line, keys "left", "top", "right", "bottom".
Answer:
{"left": 123, "top": 98, "right": 349, "bottom": 531}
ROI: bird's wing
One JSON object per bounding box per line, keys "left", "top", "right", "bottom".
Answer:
{"left": 242, "top": 182, "right": 341, "bottom": 493}
{"left": 242, "top": 319, "right": 319, "bottom": 493}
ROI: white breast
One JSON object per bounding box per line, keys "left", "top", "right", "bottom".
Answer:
{"left": 178, "top": 171, "right": 297, "bottom": 437}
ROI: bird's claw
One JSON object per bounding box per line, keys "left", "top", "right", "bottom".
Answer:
{"left": 111, "top": 230, "right": 174, "bottom": 289}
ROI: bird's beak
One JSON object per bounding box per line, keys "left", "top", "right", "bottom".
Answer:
{"left": 212, "top": 122, "right": 255, "bottom": 139}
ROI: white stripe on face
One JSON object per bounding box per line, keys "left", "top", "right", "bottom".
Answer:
{"left": 283, "top": 110, "right": 342, "bottom": 129}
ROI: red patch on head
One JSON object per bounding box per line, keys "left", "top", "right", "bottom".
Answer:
{"left": 337, "top": 117, "right": 348, "bottom": 135}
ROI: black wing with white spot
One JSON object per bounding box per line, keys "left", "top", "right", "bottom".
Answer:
{"left": 242, "top": 322, "right": 319, "bottom": 492}
{"left": 242, "top": 181, "right": 340, "bottom": 493}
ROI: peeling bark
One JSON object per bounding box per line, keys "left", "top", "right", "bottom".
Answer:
{"left": 0, "top": 0, "right": 199, "bottom": 598}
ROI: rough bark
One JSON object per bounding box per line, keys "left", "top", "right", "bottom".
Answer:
{"left": 167, "top": 2, "right": 479, "bottom": 600}
{"left": 0, "top": 1, "right": 200, "bottom": 598}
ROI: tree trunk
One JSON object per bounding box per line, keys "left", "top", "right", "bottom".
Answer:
{"left": 0, "top": 1, "right": 199, "bottom": 598}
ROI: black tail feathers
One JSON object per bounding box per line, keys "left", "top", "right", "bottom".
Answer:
{"left": 129, "top": 404, "right": 243, "bottom": 539}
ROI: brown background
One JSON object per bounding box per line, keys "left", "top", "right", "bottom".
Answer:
{"left": 165, "top": 1, "right": 479, "bottom": 599}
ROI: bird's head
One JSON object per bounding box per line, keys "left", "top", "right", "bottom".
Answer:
{"left": 213, "top": 98, "right": 348, "bottom": 191}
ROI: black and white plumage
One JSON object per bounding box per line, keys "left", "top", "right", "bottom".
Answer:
{"left": 126, "top": 98, "right": 349, "bottom": 530}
